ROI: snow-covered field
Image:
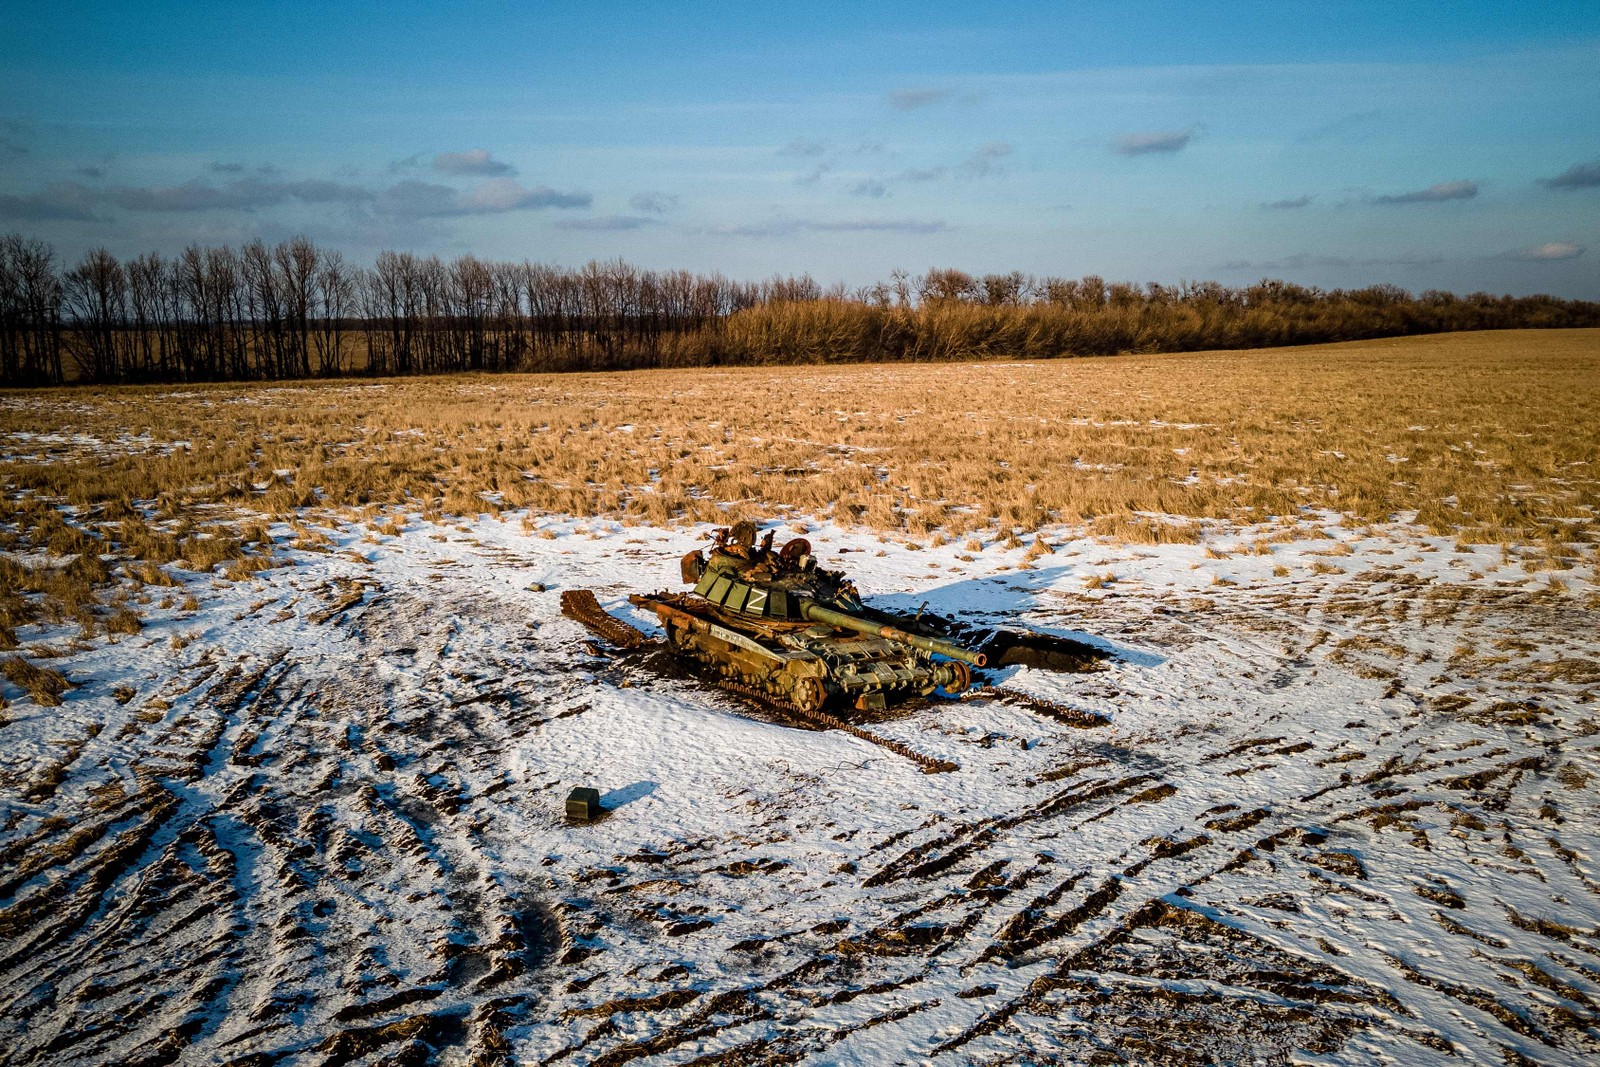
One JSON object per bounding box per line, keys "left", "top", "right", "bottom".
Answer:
{"left": 2, "top": 513, "right": 1597, "bottom": 1065}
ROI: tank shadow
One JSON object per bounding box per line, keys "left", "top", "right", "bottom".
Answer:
{"left": 866, "top": 566, "right": 1165, "bottom": 670}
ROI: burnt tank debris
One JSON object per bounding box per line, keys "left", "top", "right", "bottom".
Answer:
{"left": 562, "top": 522, "right": 1111, "bottom": 772}
{"left": 640, "top": 521, "right": 986, "bottom": 713}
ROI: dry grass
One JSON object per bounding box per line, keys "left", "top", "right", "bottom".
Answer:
{"left": 7, "top": 329, "right": 1591, "bottom": 543}
{"left": 104, "top": 606, "right": 142, "bottom": 636}
{"left": 1, "top": 655, "right": 70, "bottom": 707}
{"left": 0, "top": 330, "right": 1595, "bottom": 640}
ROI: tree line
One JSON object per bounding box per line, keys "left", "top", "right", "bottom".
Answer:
{"left": 2, "top": 233, "right": 1596, "bottom": 386}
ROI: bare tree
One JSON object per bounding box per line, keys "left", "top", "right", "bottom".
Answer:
{"left": 275, "top": 237, "right": 318, "bottom": 377}
{"left": 0, "top": 235, "right": 65, "bottom": 384}
{"left": 919, "top": 268, "right": 979, "bottom": 304}
{"left": 126, "top": 252, "right": 170, "bottom": 379}
{"left": 4, "top": 232, "right": 1600, "bottom": 386}
{"left": 313, "top": 250, "right": 354, "bottom": 375}
{"left": 980, "top": 271, "right": 1027, "bottom": 307}
{"left": 62, "top": 249, "right": 127, "bottom": 383}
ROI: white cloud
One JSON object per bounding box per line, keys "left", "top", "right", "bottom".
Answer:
{"left": 779, "top": 138, "right": 827, "bottom": 157}
{"left": 959, "top": 141, "right": 1012, "bottom": 178}
{"left": 629, "top": 191, "right": 680, "bottom": 214}
{"left": 1112, "top": 129, "right": 1193, "bottom": 156}
{"left": 434, "top": 149, "right": 516, "bottom": 176}
{"left": 1540, "top": 159, "right": 1600, "bottom": 190}
{"left": 555, "top": 215, "right": 661, "bottom": 231}
{"left": 1507, "top": 241, "right": 1583, "bottom": 261}
{"left": 0, "top": 183, "right": 100, "bottom": 221}
{"left": 380, "top": 178, "right": 590, "bottom": 217}
{"left": 0, "top": 178, "right": 376, "bottom": 218}
{"left": 794, "top": 163, "right": 830, "bottom": 186}
{"left": 809, "top": 218, "right": 945, "bottom": 233}
{"left": 1373, "top": 180, "right": 1478, "bottom": 204}
{"left": 705, "top": 217, "right": 946, "bottom": 237}
{"left": 887, "top": 88, "right": 951, "bottom": 111}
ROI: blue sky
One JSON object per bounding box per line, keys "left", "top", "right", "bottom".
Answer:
{"left": 2, "top": 1, "right": 1598, "bottom": 296}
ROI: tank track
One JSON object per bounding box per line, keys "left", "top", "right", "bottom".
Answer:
{"left": 717, "top": 678, "right": 959, "bottom": 775}
{"left": 961, "top": 685, "right": 1109, "bottom": 728}
{"left": 560, "top": 590, "right": 651, "bottom": 649}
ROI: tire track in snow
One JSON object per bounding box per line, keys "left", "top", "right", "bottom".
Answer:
{"left": 1, "top": 522, "right": 1595, "bottom": 1066}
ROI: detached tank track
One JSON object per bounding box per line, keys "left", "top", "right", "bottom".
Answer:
{"left": 717, "top": 678, "right": 959, "bottom": 775}
{"left": 961, "top": 685, "right": 1110, "bottom": 728}
{"left": 561, "top": 590, "right": 651, "bottom": 649}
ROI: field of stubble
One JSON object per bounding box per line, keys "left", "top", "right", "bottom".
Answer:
{"left": 0, "top": 329, "right": 1597, "bottom": 1066}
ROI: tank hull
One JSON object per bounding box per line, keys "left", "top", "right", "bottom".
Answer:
{"left": 631, "top": 592, "right": 968, "bottom": 712}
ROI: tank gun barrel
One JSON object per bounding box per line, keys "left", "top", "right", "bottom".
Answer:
{"left": 798, "top": 598, "right": 986, "bottom": 667}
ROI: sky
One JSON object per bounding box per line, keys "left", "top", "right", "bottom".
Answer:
{"left": 2, "top": 0, "right": 1598, "bottom": 297}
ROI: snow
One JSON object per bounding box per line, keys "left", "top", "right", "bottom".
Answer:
{"left": 1, "top": 429, "right": 180, "bottom": 462}
{"left": 0, "top": 512, "right": 1596, "bottom": 1065}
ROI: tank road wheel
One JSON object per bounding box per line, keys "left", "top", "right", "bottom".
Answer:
{"left": 935, "top": 660, "right": 972, "bottom": 698}
{"left": 792, "top": 677, "right": 825, "bottom": 713}
{"left": 779, "top": 538, "right": 812, "bottom": 565}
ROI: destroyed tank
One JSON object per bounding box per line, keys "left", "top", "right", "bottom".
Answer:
{"left": 628, "top": 521, "right": 985, "bottom": 712}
